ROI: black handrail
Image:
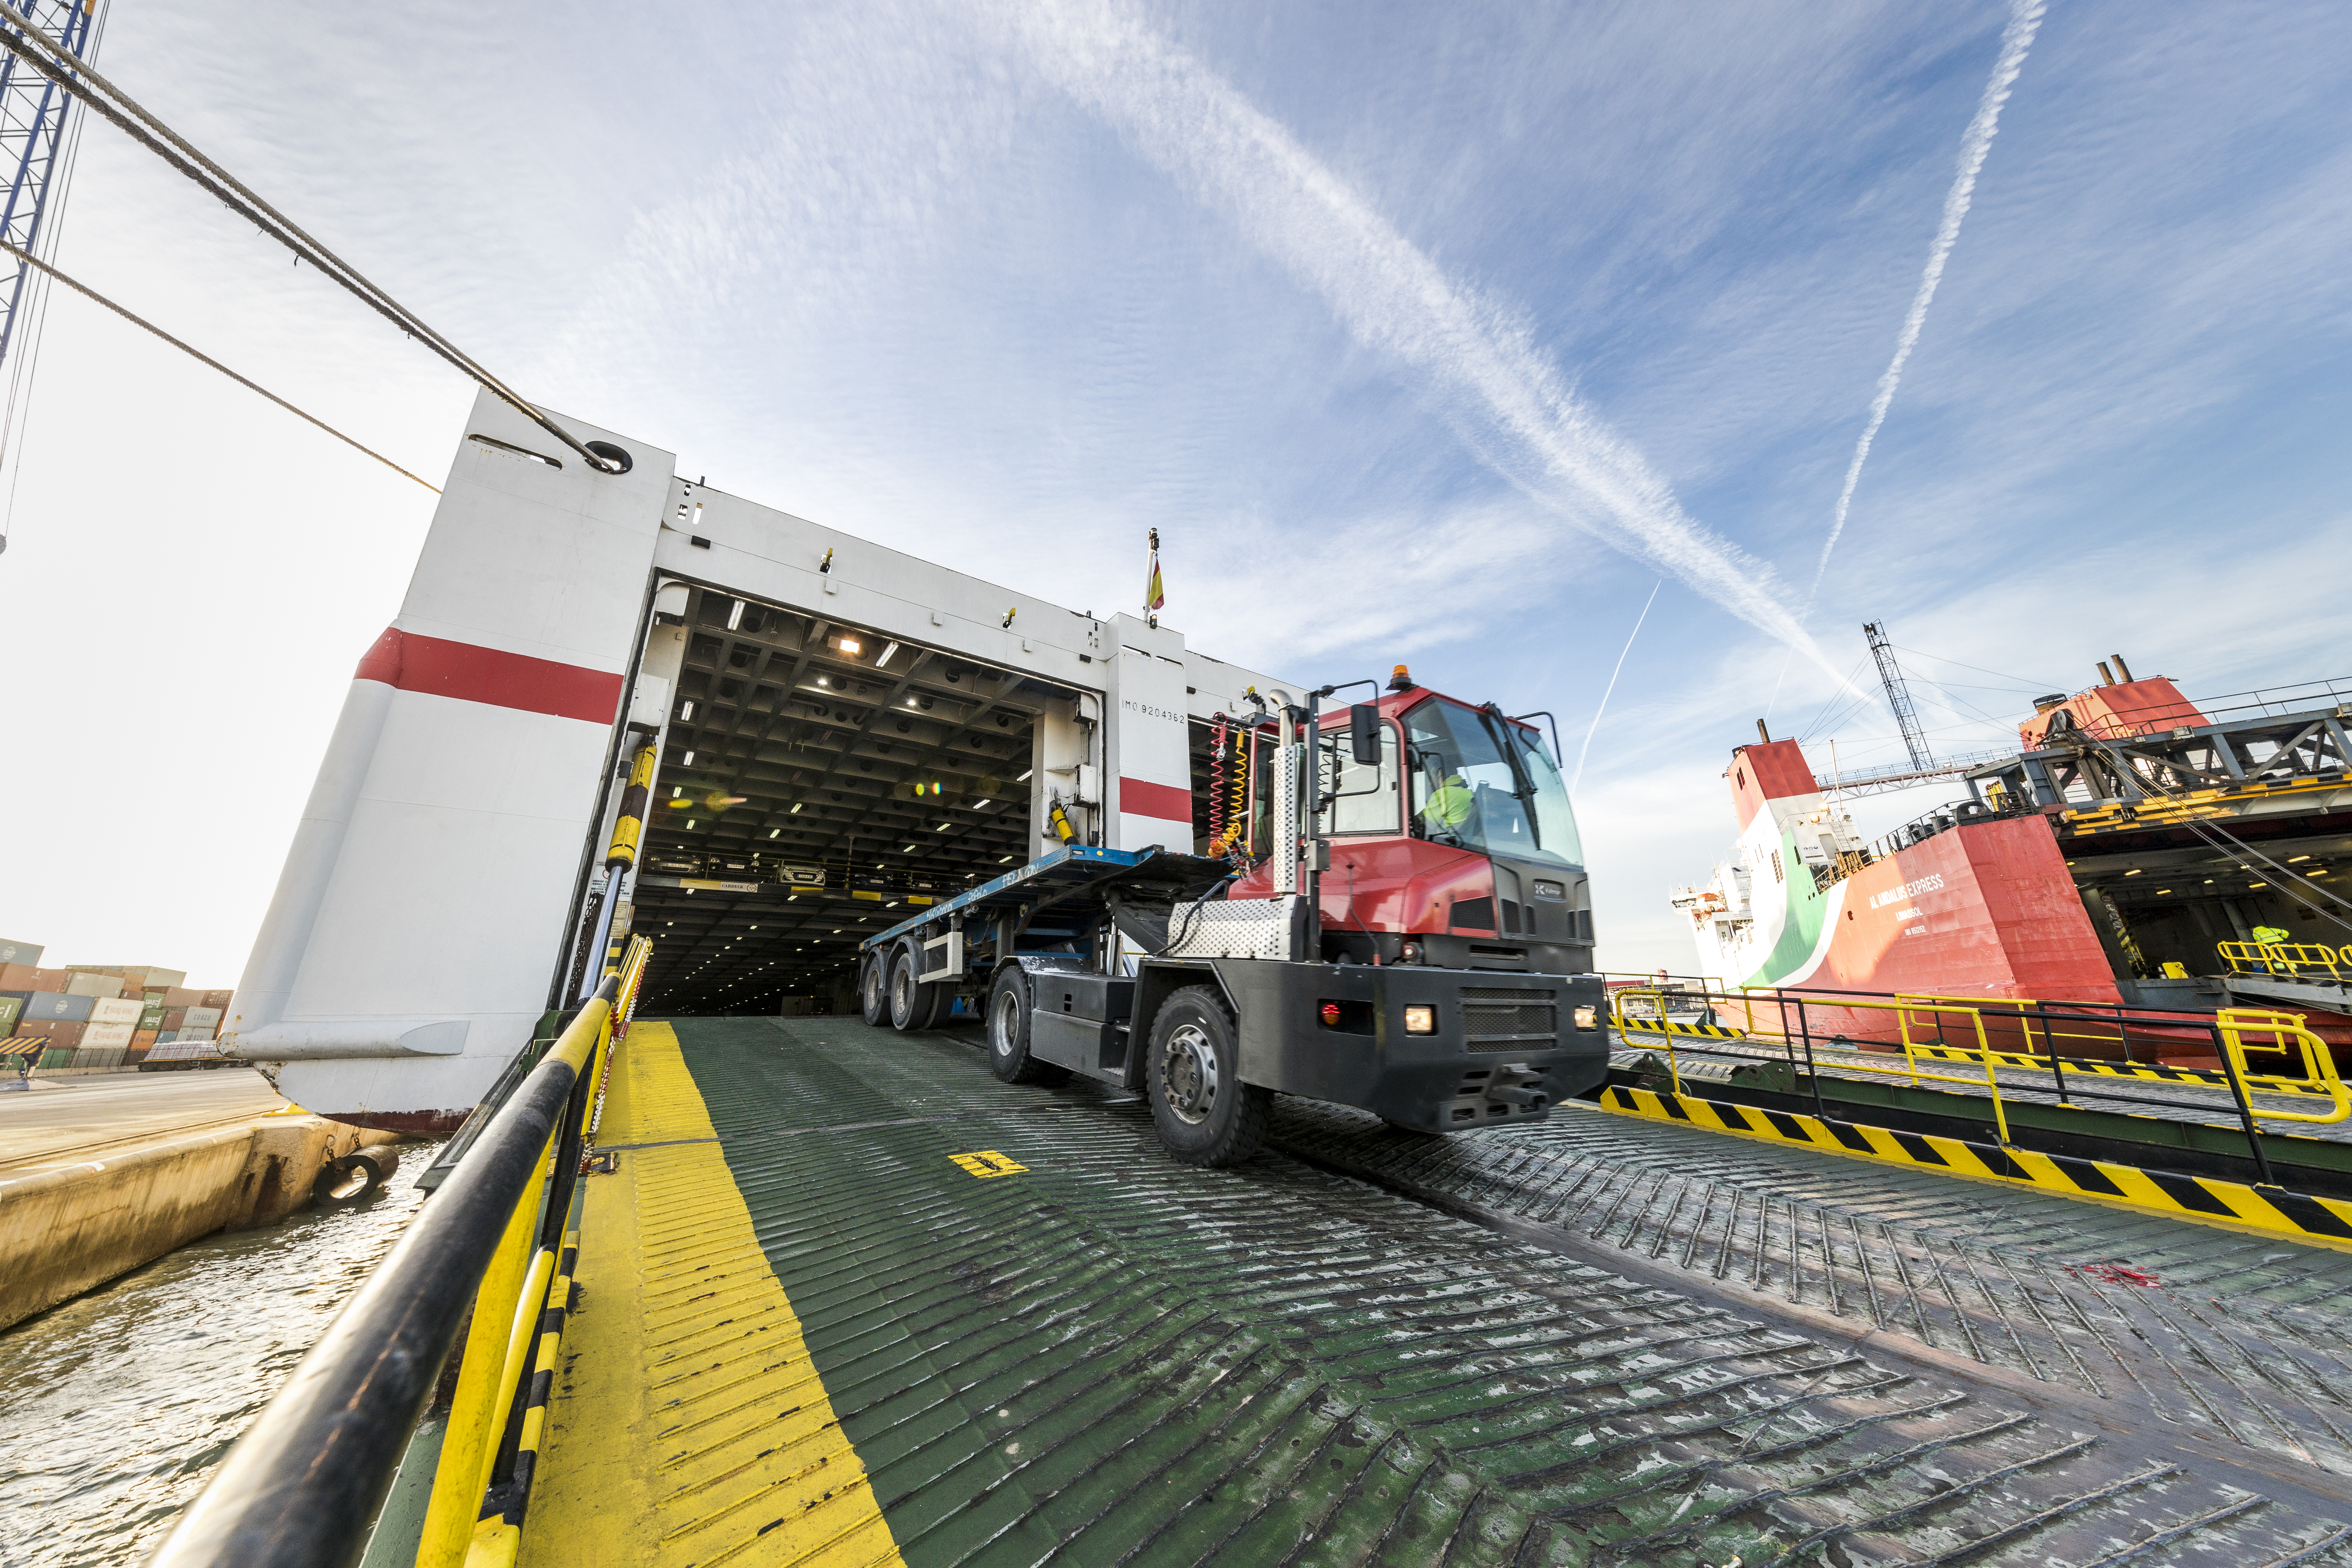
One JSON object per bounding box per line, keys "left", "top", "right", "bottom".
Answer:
{"left": 144, "top": 976, "right": 618, "bottom": 1568}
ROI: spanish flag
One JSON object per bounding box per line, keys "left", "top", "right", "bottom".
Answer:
{"left": 1144, "top": 528, "right": 1166, "bottom": 614}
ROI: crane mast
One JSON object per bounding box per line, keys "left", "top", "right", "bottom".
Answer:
{"left": 0, "top": 1, "right": 99, "bottom": 365}
{"left": 1864, "top": 619, "right": 1934, "bottom": 770}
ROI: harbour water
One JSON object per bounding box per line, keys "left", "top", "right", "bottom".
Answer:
{"left": 0, "top": 1140, "right": 436, "bottom": 1567}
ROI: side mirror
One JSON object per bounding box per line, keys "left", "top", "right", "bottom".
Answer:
{"left": 1349, "top": 703, "right": 1381, "bottom": 766}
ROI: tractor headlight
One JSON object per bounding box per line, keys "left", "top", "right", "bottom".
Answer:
{"left": 1404, "top": 1004, "right": 1436, "bottom": 1034}
{"left": 1574, "top": 1005, "right": 1598, "bottom": 1030}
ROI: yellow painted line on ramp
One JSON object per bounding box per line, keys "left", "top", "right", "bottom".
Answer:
{"left": 519, "top": 1023, "right": 905, "bottom": 1568}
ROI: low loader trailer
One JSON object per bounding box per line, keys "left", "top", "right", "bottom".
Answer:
{"left": 858, "top": 673, "right": 1609, "bottom": 1164}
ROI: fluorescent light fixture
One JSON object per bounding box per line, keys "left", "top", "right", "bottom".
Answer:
{"left": 877, "top": 641, "right": 899, "bottom": 667}
{"left": 1017, "top": 769, "right": 1033, "bottom": 782}
{"left": 727, "top": 599, "right": 746, "bottom": 630}
{"left": 2123, "top": 868, "right": 2140, "bottom": 876}
{"left": 902, "top": 844, "right": 916, "bottom": 853}
{"left": 816, "top": 676, "right": 828, "bottom": 687}
{"left": 685, "top": 819, "right": 696, "bottom": 829}
{"left": 971, "top": 799, "right": 991, "bottom": 811}
{"left": 671, "top": 785, "right": 682, "bottom": 798}
{"left": 768, "top": 828, "right": 779, "bottom": 838}
{"left": 999, "top": 855, "right": 1016, "bottom": 863}
{"left": 790, "top": 802, "right": 803, "bottom": 814}
{"left": 682, "top": 750, "right": 695, "bottom": 765}
{"left": 2290, "top": 854, "right": 2313, "bottom": 863}
{"left": 885, "top": 901, "right": 898, "bottom": 908}
{"left": 936, "top": 822, "right": 950, "bottom": 832}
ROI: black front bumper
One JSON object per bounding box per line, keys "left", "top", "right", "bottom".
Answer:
{"left": 1189, "top": 960, "right": 1610, "bottom": 1134}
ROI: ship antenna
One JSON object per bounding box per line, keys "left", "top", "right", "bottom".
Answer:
{"left": 1864, "top": 621, "right": 1934, "bottom": 770}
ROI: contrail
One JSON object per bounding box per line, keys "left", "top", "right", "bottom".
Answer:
{"left": 1001, "top": 0, "right": 1855, "bottom": 688}
{"left": 1573, "top": 577, "right": 1662, "bottom": 795}
{"left": 1810, "top": 0, "right": 2047, "bottom": 598}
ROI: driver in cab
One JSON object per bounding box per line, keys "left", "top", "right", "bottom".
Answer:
{"left": 1421, "top": 772, "right": 1476, "bottom": 839}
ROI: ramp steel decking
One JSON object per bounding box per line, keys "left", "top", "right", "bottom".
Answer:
{"left": 520, "top": 1015, "right": 2352, "bottom": 1567}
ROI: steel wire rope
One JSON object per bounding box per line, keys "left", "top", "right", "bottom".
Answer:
{"left": 1890, "top": 643, "right": 2062, "bottom": 693}
{"left": 0, "top": 1, "right": 622, "bottom": 474}
{"left": 0, "top": 237, "right": 438, "bottom": 490}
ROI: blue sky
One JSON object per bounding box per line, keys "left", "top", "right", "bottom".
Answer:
{"left": 1, "top": 0, "right": 2347, "bottom": 982}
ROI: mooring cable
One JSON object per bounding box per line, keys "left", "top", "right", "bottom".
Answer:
{"left": 0, "top": 238, "right": 438, "bottom": 491}
{"left": 0, "top": 1, "right": 621, "bottom": 474}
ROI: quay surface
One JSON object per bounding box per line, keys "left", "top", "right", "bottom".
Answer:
{"left": 0, "top": 1067, "right": 401, "bottom": 1328}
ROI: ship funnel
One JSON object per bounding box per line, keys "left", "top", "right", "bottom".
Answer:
{"left": 2112, "top": 652, "right": 2134, "bottom": 682}
{"left": 2096, "top": 660, "right": 2115, "bottom": 685}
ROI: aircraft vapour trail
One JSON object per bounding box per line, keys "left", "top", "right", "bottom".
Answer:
{"left": 1003, "top": 0, "right": 1856, "bottom": 689}
{"left": 1810, "top": 0, "right": 2047, "bottom": 599}
{"left": 1574, "top": 577, "right": 1662, "bottom": 795}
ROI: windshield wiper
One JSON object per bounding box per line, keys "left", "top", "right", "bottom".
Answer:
{"left": 1474, "top": 705, "right": 1543, "bottom": 850}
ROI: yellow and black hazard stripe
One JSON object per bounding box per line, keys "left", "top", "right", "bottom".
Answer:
{"left": 1615, "top": 1018, "right": 1749, "bottom": 1041}
{"left": 1897, "top": 1042, "right": 2331, "bottom": 1099}
{"left": 1595, "top": 1083, "right": 2352, "bottom": 1251}
{"left": 474, "top": 1229, "right": 579, "bottom": 1554}
{"left": 603, "top": 741, "right": 658, "bottom": 871}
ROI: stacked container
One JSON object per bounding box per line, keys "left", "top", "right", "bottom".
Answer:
{"left": 0, "top": 951, "right": 232, "bottom": 1073}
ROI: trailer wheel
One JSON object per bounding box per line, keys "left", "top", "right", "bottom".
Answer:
{"left": 1146, "top": 986, "right": 1271, "bottom": 1167}
{"left": 889, "top": 944, "right": 948, "bottom": 1031}
{"left": 986, "top": 967, "right": 1069, "bottom": 1086}
{"left": 859, "top": 953, "right": 889, "bottom": 1027}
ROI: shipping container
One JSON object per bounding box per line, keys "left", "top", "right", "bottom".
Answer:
{"left": 23, "top": 991, "right": 95, "bottom": 1023}
{"left": 162, "top": 1008, "right": 187, "bottom": 1029}
{"left": 0, "top": 939, "right": 41, "bottom": 968}
{"left": 177, "top": 1025, "right": 217, "bottom": 1041}
{"left": 63, "top": 972, "right": 123, "bottom": 1000}
{"left": 139, "top": 1000, "right": 167, "bottom": 1030}
{"left": 90, "top": 996, "right": 143, "bottom": 1026}
{"left": 81, "top": 1022, "right": 135, "bottom": 1051}
{"left": 182, "top": 1006, "right": 222, "bottom": 1028}
{"left": 0, "top": 965, "right": 70, "bottom": 992}
{"left": 0, "top": 997, "right": 20, "bottom": 1033}
{"left": 37, "top": 1046, "right": 75, "bottom": 1070}
{"left": 161, "top": 987, "right": 202, "bottom": 1007}
{"left": 200, "top": 989, "right": 233, "bottom": 1011}
{"left": 18, "top": 1018, "right": 86, "bottom": 1047}
{"left": 131, "top": 1027, "right": 158, "bottom": 1048}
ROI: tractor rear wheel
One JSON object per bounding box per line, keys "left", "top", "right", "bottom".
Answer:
{"left": 1146, "top": 986, "right": 1271, "bottom": 1167}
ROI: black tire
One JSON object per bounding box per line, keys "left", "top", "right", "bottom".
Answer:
{"left": 1146, "top": 986, "right": 1272, "bottom": 1167}
{"left": 312, "top": 1153, "right": 382, "bottom": 1205}
{"left": 888, "top": 944, "right": 948, "bottom": 1031}
{"left": 859, "top": 952, "right": 889, "bottom": 1027}
{"left": 987, "top": 967, "right": 1070, "bottom": 1085}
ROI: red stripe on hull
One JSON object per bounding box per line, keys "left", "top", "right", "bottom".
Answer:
{"left": 1119, "top": 776, "right": 1192, "bottom": 823}
{"left": 355, "top": 627, "right": 624, "bottom": 725}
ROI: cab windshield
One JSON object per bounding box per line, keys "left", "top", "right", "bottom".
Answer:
{"left": 1403, "top": 699, "right": 1584, "bottom": 867}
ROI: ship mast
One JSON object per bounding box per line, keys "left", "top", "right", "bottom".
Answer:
{"left": 1864, "top": 620, "right": 1934, "bottom": 770}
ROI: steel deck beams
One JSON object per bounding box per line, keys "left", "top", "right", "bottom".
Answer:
{"left": 523, "top": 1016, "right": 2352, "bottom": 1566}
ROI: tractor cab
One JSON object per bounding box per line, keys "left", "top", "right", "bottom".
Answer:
{"left": 1214, "top": 673, "right": 1595, "bottom": 974}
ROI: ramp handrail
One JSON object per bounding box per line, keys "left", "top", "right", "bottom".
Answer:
{"left": 146, "top": 935, "right": 653, "bottom": 1568}
{"left": 2220, "top": 940, "right": 2348, "bottom": 981}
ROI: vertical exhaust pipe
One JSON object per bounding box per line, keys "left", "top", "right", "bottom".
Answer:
{"left": 2112, "top": 653, "right": 2134, "bottom": 682}
{"left": 2096, "top": 661, "right": 2115, "bottom": 686}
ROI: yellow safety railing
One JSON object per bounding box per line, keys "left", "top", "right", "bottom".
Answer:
{"left": 416, "top": 932, "right": 652, "bottom": 1568}
{"left": 2220, "top": 940, "right": 2349, "bottom": 980}
{"left": 1614, "top": 988, "right": 2018, "bottom": 1144}
{"left": 2216, "top": 1007, "right": 2350, "bottom": 1127}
